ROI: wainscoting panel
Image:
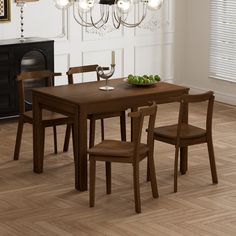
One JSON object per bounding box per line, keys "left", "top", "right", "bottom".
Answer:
{"left": 134, "top": 44, "right": 163, "bottom": 77}
{"left": 54, "top": 53, "right": 70, "bottom": 85}
{"left": 82, "top": 49, "right": 124, "bottom": 82}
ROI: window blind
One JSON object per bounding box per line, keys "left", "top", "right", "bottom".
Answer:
{"left": 209, "top": 0, "right": 236, "bottom": 82}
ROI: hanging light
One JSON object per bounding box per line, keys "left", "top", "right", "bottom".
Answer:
{"left": 147, "top": 0, "right": 163, "bottom": 10}
{"left": 53, "top": 0, "right": 164, "bottom": 29}
{"left": 54, "top": 0, "right": 72, "bottom": 9}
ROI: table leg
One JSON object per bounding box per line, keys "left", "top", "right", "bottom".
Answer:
{"left": 131, "top": 107, "right": 138, "bottom": 141}
{"left": 33, "top": 96, "right": 44, "bottom": 173}
{"left": 73, "top": 107, "right": 88, "bottom": 191}
{"left": 180, "top": 96, "right": 189, "bottom": 175}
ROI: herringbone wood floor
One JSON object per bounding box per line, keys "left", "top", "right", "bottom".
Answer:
{"left": 0, "top": 101, "right": 236, "bottom": 235}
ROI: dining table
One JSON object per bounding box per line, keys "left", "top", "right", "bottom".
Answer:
{"left": 32, "top": 78, "right": 190, "bottom": 191}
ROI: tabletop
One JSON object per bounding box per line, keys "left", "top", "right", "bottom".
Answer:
{"left": 32, "top": 78, "right": 189, "bottom": 114}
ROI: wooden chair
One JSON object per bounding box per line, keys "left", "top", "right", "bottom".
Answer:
{"left": 13, "top": 70, "right": 72, "bottom": 160}
{"left": 88, "top": 102, "right": 159, "bottom": 213}
{"left": 63, "top": 64, "right": 126, "bottom": 151}
{"left": 153, "top": 91, "right": 218, "bottom": 192}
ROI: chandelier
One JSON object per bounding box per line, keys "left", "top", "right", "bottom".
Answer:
{"left": 54, "top": 0, "right": 164, "bottom": 29}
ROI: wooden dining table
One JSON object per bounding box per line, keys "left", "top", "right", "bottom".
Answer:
{"left": 32, "top": 78, "right": 189, "bottom": 191}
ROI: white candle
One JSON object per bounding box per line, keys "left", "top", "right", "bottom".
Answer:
{"left": 111, "top": 51, "right": 115, "bottom": 65}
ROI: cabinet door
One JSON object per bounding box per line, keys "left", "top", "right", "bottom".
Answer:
{"left": 0, "top": 47, "right": 17, "bottom": 117}
{"left": 14, "top": 41, "right": 54, "bottom": 74}
{"left": 14, "top": 41, "right": 54, "bottom": 111}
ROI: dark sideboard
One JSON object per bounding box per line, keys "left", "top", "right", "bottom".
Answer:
{"left": 0, "top": 38, "right": 54, "bottom": 118}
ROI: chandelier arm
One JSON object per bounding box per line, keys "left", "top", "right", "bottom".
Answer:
{"left": 98, "top": 5, "right": 110, "bottom": 25}
{"left": 104, "top": 5, "right": 110, "bottom": 24}
{"left": 73, "top": 2, "right": 107, "bottom": 28}
{"left": 75, "top": 5, "right": 107, "bottom": 28}
{"left": 112, "top": 5, "right": 122, "bottom": 27}
{"left": 112, "top": 5, "right": 119, "bottom": 23}
{"left": 73, "top": 3, "right": 93, "bottom": 27}
{"left": 90, "top": 6, "right": 109, "bottom": 29}
{"left": 112, "top": 7, "right": 121, "bottom": 29}
{"left": 120, "top": 3, "right": 147, "bottom": 27}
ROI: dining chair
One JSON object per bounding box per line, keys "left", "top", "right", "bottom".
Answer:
{"left": 63, "top": 64, "right": 126, "bottom": 151}
{"left": 88, "top": 102, "right": 159, "bottom": 213}
{"left": 13, "top": 70, "right": 72, "bottom": 160}
{"left": 153, "top": 91, "right": 218, "bottom": 192}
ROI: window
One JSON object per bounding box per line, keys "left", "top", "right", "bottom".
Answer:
{"left": 209, "top": 0, "right": 236, "bottom": 82}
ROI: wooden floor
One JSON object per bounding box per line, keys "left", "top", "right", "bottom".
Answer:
{"left": 0, "top": 101, "right": 236, "bottom": 235}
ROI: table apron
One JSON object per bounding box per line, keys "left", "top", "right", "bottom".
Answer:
{"left": 86, "top": 90, "right": 189, "bottom": 114}
{"left": 32, "top": 93, "right": 78, "bottom": 118}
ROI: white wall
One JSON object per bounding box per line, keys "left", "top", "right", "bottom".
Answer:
{"left": 174, "top": 0, "right": 236, "bottom": 105}
{"left": 2, "top": 1, "right": 235, "bottom": 104}
{"left": 0, "top": 0, "right": 174, "bottom": 85}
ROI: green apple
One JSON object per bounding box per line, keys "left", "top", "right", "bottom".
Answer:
{"left": 154, "top": 75, "right": 161, "bottom": 81}
{"left": 133, "top": 76, "right": 139, "bottom": 84}
{"left": 149, "top": 75, "right": 154, "bottom": 81}
{"left": 139, "top": 77, "right": 144, "bottom": 84}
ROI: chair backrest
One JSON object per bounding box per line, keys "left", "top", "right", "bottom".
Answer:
{"left": 16, "top": 70, "right": 62, "bottom": 113}
{"left": 128, "top": 102, "right": 157, "bottom": 160}
{"left": 177, "top": 91, "right": 215, "bottom": 140}
{"left": 66, "top": 64, "right": 109, "bottom": 84}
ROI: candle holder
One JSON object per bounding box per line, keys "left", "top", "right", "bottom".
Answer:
{"left": 96, "top": 64, "right": 115, "bottom": 91}
{"left": 16, "top": 1, "right": 26, "bottom": 42}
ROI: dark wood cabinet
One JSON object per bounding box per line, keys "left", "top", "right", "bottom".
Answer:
{"left": 0, "top": 38, "right": 54, "bottom": 118}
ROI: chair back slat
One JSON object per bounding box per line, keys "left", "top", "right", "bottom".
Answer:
{"left": 206, "top": 93, "right": 215, "bottom": 135}
{"left": 128, "top": 102, "right": 157, "bottom": 161}
{"left": 182, "top": 91, "right": 214, "bottom": 103}
{"left": 17, "top": 71, "right": 61, "bottom": 81}
{"left": 66, "top": 64, "right": 109, "bottom": 84}
{"left": 16, "top": 70, "right": 62, "bottom": 114}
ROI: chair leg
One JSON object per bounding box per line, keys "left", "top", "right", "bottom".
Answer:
{"left": 120, "top": 111, "right": 126, "bottom": 141}
{"left": 101, "top": 119, "right": 105, "bottom": 141}
{"left": 174, "top": 147, "right": 179, "bottom": 193}
{"left": 71, "top": 124, "right": 76, "bottom": 163}
{"left": 89, "top": 118, "right": 96, "bottom": 148}
{"left": 207, "top": 138, "right": 218, "bottom": 184}
{"left": 13, "top": 117, "right": 24, "bottom": 160}
{"left": 146, "top": 160, "right": 150, "bottom": 182}
{"left": 133, "top": 163, "right": 141, "bottom": 213}
{"left": 180, "top": 147, "right": 188, "bottom": 174}
{"left": 42, "top": 127, "right": 45, "bottom": 158}
{"left": 63, "top": 125, "right": 71, "bottom": 152}
{"left": 105, "top": 162, "right": 111, "bottom": 194}
{"left": 53, "top": 126, "right": 58, "bottom": 154}
{"left": 148, "top": 154, "right": 159, "bottom": 198}
{"left": 89, "top": 158, "right": 96, "bottom": 207}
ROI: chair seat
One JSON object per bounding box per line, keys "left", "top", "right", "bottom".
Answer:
{"left": 88, "top": 140, "right": 149, "bottom": 157}
{"left": 24, "top": 110, "right": 69, "bottom": 123}
{"left": 154, "top": 124, "right": 206, "bottom": 139}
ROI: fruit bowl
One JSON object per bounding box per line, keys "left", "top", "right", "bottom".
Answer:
{"left": 124, "top": 74, "right": 161, "bottom": 87}
{"left": 124, "top": 78, "right": 158, "bottom": 87}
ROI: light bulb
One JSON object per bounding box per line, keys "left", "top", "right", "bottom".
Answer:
{"left": 54, "top": 0, "right": 72, "bottom": 9}
{"left": 147, "top": 0, "right": 163, "bottom": 11}
{"left": 77, "top": 0, "right": 94, "bottom": 12}
{"left": 117, "top": 0, "right": 133, "bottom": 14}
